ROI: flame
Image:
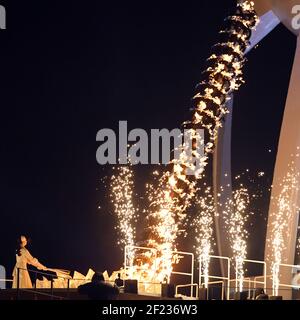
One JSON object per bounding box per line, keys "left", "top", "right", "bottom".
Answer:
{"left": 110, "top": 1, "right": 259, "bottom": 289}
{"left": 142, "top": 1, "right": 258, "bottom": 285}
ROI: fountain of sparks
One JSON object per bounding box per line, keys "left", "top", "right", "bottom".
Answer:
{"left": 110, "top": 166, "right": 137, "bottom": 273}
{"left": 193, "top": 186, "right": 215, "bottom": 289}
{"left": 269, "top": 162, "right": 300, "bottom": 296}
{"left": 142, "top": 1, "right": 259, "bottom": 284}
{"left": 106, "top": 2, "right": 258, "bottom": 289}
{"left": 224, "top": 184, "right": 250, "bottom": 293}
{"left": 144, "top": 170, "right": 183, "bottom": 284}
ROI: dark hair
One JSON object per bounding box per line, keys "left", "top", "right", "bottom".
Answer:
{"left": 92, "top": 272, "right": 105, "bottom": 282}
{"left": 16, "top": 235, "right": 28, "bottom": 256}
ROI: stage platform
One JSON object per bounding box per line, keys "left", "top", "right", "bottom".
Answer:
{"left": 0, "top": 289, "right": 179, "bottom": 300}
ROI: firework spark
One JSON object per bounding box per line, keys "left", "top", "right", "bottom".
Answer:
{"left": 269, "top": 163, "right": 300, "bottom": 296}
{"left": 142, "top": 1, "right": 259, "bottom": 284}
{"left": 110, "top": 166, "right": 137, "bottom": 268}
{"left": 224, "top": 186, "right": 250, "bottom": 292}
{"left": 194, "top": 186, "right": 215, "bottom": 288}
{"left": 107, "top": 2, "right": 259, "bottom": 288}
{"left": 145, "top": 171, "right": 182, "bottom": 283}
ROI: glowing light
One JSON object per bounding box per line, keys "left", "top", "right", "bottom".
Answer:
{"left": 268, "top": 163, "right": 300, "bottom": 296}
{"left": 112, "top": 1, "right": 259, "bottom": 288}
{"left": 224, "top": 187, "right": 250, "bottom": 292}
{"left": 144, "top": 1, "right": 258, "bottom": 282}
{"left": 110, "top": 166, "right": 137, "bottom": 269}
{"left": 194, "top": 186, "right": 215, "bottom": 288}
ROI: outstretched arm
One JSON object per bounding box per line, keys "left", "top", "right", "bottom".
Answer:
{"left": 25, "top": 249, "right": 47, "bottom": 270}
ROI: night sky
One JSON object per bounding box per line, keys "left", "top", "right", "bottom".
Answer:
{"left": 0, "top": 1, "right": 296, "bottom": 277}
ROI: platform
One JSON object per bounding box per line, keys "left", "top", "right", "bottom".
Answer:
{"left": 0, "top": 289, "right": 179, "bottom": 300}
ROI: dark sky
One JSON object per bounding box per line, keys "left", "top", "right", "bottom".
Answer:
{"left": 0, "top": 1, "right": 296, "bottom": 276}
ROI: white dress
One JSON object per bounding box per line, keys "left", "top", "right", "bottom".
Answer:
{"left": 12, "top": 248, "right": 45, "bottom": 289}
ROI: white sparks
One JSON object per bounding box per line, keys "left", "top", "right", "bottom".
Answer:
{"left": 111, "top": 166, "right": 137, "bottom": 267}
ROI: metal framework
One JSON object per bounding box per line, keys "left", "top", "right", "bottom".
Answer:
{"left": 238, "top": 259, "right": 267, "bottom": 295}
{"left": 124, "top": 245, "right": 157, "bottom": 281}
{"left": 199, "top": 255, "right": 231, "bottom": 300}
{"left": 272, "top": 262, "right": 300, "bottom": 296}
{"left": 213, "top": 1, "right": 300, "bottom": 300}
{"left": 170, "top": 251, "right": 194, "bottom": 297}
{"left": 124, "top": 245, "right": 194, "bottom": 297}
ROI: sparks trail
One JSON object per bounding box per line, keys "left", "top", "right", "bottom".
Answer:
{"left": 143, "top": 1, "right": 259, "bottom": 283}
{"left": 193, "top": 186, "right": 215, "bottom": 288}
{"left": 224, "top": 187, "right": 250, "bottom": 292}
{"left": 110, "top": 166, "right": 137, "bottom": 267}
{"left": 221, "top": 169, "right": 268, "bottom": 293}
{"left": 268, "top": 161, "right": 300, "bottom": 296}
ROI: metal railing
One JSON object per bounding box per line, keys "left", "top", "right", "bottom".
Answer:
{"left": 243, "top": 259, "right": 267, "bottom": 294}
{"left": 124, "top": 245, "right": 158, "bottom": 280}
{"left": 199, "top": 255, "right": 231, "bottom": 300}
{"left": 253, "top": 275, "right": 272, "bottom": 289}
{"left": 170, "top": 251, "right": 194, "bottom": 297}
{"left": 198, "top": 256, "right": 268, "bottom": 300}
{"left": 206, "top": 280, "right": 225, "bottom": 300}
{"left": 124, "top": 245, "right": 195, "bottom": 297}
{"left": 15, "top": 267, "right": 92, "bottom": 300}
{"left": 228, "top": 277, "right": 252, "bottom": 298}
{"left": 175, "top": 283, "right": 199, "bottom": 299}
{"left": 230, "top": 259, "right": 267, "bottom": 298}
{"left": 0, "top": 278, "right": 13, "bottom": 290}
{"left": 272, "top": 263, "right": 300, "bottom": 296}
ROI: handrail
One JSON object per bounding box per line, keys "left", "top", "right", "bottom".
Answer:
{"left": 124, "top": 245, "right": 158, "bottom": 282}
{"left": 175, "top": 283, "right": 199, "bottom": 299}
{"left": 16, "top": 267, "right": 92, "bottom": 300}
{"left": 0, "top": 279, "right": 13, "bottom": 282}
{"left": 228, "top": 277, "right": 251, "bottom": 298}
{"left": 272, "top": 263, "right": 300, "bottom": 296}
{"left": 171, "top": 250, "right": 194, "bottom": 297}
{"left": 206, "top": 280, "right": 225, "bottom": 300}
{"left": 19, "top": 267, "right": 91, "bottom": 282}
{"left": 124, "top": 245, "right": 194, "bottom": 297}
{"left": 253, "top": 274, "right": 272, "bottom": 296}
{"left": 243, "top": 259, "right": 267, "bottom": 294}
{"left": 199, "top": 255, "right": 231, "bottom": 300}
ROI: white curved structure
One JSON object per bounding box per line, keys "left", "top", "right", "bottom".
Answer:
{"left": 255, "top": 0, "right": 300, "bottom": 299}
{"left": 214, "top": 1, "right": 300, "bottom": 298}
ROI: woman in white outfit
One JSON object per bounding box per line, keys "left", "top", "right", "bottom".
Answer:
{"left": 12, "top": 235, "right": 47, "bottom": 288}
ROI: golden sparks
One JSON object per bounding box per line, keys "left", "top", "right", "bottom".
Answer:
{"left": 194, "top": 186, "right": 215, "bottom": 288}
{"left": 143, "top": 0, "right": 258, "bottom": 283}
{"left": 224, "top": 187, "right": 250, "bottom": 292}
{"left": 111, "top": 166, "right": 137, "bottom": 265}
{"left": 109, "top": 1, "right": 259, "bottom": 286}
{"left": 268, "top": 163, "right": 300, "bottom": 296}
